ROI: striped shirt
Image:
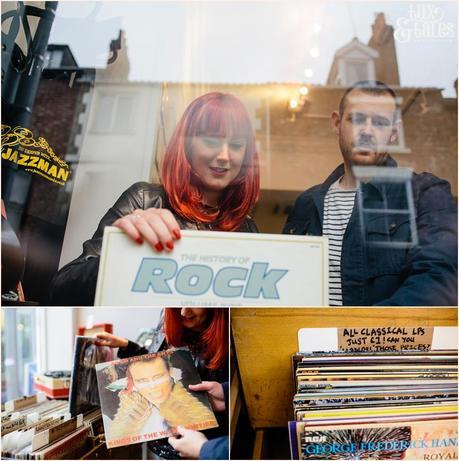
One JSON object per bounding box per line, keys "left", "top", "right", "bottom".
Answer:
{"left": 323, "top": 179, "right": 357, "bottom": 306}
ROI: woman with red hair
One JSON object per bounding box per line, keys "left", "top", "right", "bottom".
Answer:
{"left": 96, "top": 307, "right": 228, "bottom": 381}
{"left": 96, "top": 307, "right": 229, "bottom": 459}
{"left": 50, "top": 92, "right": 259, "bottom": 305}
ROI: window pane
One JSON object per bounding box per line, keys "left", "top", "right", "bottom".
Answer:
{"left": 1, "top": 309, "right": 37, "bottom": 401}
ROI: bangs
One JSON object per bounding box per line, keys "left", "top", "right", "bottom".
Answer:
{"left": 162, "top": 91, "right": 259, "bottom": 231}
{"left": 187, "top": 94, "right": 252, "bottom": 140}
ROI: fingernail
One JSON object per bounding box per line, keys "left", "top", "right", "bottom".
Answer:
{"left": 166, "top": 241, "right": 174, "bottom": 251}
{"left": 173, "top": 229, "right": 181, "bottom": 240}
{"left": 155, "top": 242, "right": 164, "bottom": 251}
{"left": 136, "top": 237, "right": 143, "bottom": 245}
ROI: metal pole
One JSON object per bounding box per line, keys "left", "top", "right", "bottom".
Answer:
{"left": 1, "top": 1, "right": 58, "bottom": 225}
{"left": 8, "top": 2, "right": 58, "bottom": 127}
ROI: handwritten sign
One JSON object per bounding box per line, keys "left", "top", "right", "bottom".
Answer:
{"left": 1, "top": 416, "right": 27, "bottom": 435}
{"left": 4, "top": 393, "right": 46, "bottom": 412}
{"left": 95, "top": 228, "right": 328, "bottom": 306}
{"left": 32, "top": 415, "right": 83, "bottom": 451}
{"left": 338, "top": 326, "right": 434, "bottom": 352}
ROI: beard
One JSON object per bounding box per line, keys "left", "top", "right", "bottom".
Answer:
{"left": 340, "top": 135, "right": 389, "bottom": 167}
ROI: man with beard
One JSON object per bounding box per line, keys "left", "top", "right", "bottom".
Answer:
{"left": 283, "top": 80, "right": 457, "bottom": 306}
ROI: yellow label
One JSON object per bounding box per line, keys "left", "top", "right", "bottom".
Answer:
{"left": 1, "top": 124, "right": 71, "bottom": 185}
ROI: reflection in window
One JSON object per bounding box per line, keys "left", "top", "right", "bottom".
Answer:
{"left": 0, "top": 2, "right": 456, "bottom": 305}
{"left": 1, "top": 309, "right": 37, "bottom": 402}
{"left": 346, "top": 61, "right": 370, "bottom": 84}
{"left": 327, "top": 37, "right": 377, "bottom": 86}
{"left": 44, "top": 49, "right": 63, "bottom": 68}
{"left": 354, "top": 166, "right": 418, "bottom": 249}
{"left": 90, "top": 92, "right": 135, "bottom": 134}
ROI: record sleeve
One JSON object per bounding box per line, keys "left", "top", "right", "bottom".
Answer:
{"left": 95, "top": 347, "right": 218, "bottom": 448}
{"left": 68, "top": 336, "right": 113, "bottom": 417}
{"left": 290, "top": 419, "right": 457, "bottom": 460}
{"left": 290, "top": 342, "right": 458, "bottom": 459}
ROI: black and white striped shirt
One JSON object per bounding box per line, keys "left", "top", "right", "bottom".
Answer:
{"left": 323, "top": 179, "right": 357, "bottom": 306}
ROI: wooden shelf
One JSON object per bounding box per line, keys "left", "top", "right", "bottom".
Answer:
{"left": 231, "top": 307, "right": 457, "bottom": 429}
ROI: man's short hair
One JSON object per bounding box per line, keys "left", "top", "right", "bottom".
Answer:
{"left": 339, "top": 80, "right": 397, "bottom": 117}
{"left": 128, "top": 355, "right": 171, "bottom": 374}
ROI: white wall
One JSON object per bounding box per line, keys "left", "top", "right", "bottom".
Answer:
{"left": 75, "top": 307, "right": 162, "bottom": 343}
{"left": 59, "top": 81, "right": 162, "bottom": 267}
{"left": 38, "top": 308, "right": 162, "bottom": 372}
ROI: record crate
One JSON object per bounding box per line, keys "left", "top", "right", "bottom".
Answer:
{"left": 230, "top": 307, "right": 458, "bottom": 460}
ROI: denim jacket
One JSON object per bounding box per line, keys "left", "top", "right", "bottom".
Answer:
{"left": 283, "top": 158, "right": 457, "bottom": 306}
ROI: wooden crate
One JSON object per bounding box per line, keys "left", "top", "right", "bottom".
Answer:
{"left": 231, "top": 307, "right": 457, "bottom": 429}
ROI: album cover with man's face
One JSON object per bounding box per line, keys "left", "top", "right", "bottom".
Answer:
{"left": 95, "top": 347, "right": 218, "bottom": 448}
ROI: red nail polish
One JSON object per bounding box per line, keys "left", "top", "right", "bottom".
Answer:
{"left": 166, "top": 241, "right": 174, "bottom": 250}
{"left": 155, "top": 242, "right": 164, "bottom": 251}
{"left": 173, "top": 229, "right": 181, "bottom": 240}
{"left": 136, "top": 237, "right": 143, "bottom": 245}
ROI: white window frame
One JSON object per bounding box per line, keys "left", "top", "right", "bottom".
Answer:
{"left": 89, "top": 90, "right": 138, "bottom": 135}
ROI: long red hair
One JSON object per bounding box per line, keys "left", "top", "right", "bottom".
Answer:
{"left": 161, "top": 92, "right": 260, "bottom": 231}
{"left": 163, "top": 308, "right": 228, "bottom": 370}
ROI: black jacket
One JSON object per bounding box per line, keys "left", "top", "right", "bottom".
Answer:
{"left": 283, "top": 160, "right": 457, "bottom": 306}
{"left": 49, "top": 182, "right": 258, "bottom": 306}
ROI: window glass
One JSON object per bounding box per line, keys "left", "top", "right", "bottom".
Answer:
{"left": 1, "top": 1, "right": 456, "bottom": 305}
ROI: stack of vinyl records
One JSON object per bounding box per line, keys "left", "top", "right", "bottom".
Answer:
{"left": 289, "top": 349, "right": 458, "bottom": 460}
{"left": 1, "top": 393, "right": 106, "bottom": 459}
{"left": 1, "top": 335, "right": 112, "bottom": 459}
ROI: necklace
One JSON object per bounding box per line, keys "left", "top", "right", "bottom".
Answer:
{"left": 200, "top": 203, "right": 220, "bottom": 230}
{"left": 201, "top": 203, "right": 220, "bottom": 214}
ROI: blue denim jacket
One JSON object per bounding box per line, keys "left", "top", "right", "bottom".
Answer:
{"left": 283, "top": 159, "right": 457, "bottom": 306}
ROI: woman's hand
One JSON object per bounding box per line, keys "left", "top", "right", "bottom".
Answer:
{"left": 188, "top": 381, "right": 225, "bottom": 412}
{"left": 113, "top": 208, "right": 181, "bottom": 252}
{"left": 95, "top": 332, "right": 129, "bottom": 349}
{"left": 168, "top": 426, "right": 208, "bottom": 459}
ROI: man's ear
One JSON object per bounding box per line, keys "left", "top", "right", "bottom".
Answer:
{"left": 331, "top": 111, "right": 341, "bottom": 135}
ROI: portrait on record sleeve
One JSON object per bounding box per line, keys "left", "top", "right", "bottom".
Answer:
{"left": 95, "top": 347, "right": 218, "bottom": 448}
